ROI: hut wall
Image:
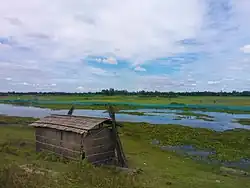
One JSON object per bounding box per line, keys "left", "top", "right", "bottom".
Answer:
{"left": 35, "top": 127, "right": 82, "bottom": 159}
{"left": 84, "top": 127, "right": 115, "bottom": 165}
{"left": 35, "top": 127, "right": 61, "bottom": 154}
{"left": 61, "top": 131, "right": 82, "bottom": 159}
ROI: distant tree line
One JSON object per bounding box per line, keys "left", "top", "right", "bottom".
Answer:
{"left": 1, "top": 89, "right": 250, "bottom": 97}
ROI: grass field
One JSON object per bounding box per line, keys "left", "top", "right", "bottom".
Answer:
{"left": 2, "top": 95, "right": 250, "bottom": 114}
{"left": 2, "top": 95, "right": 250, "bottom": 106}
{"left": 1, "top": 115, "right": 250, "bottom": 188}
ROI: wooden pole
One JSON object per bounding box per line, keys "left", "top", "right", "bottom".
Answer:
{"left": 108, "top": 106, "right": 128, "bottom": 167}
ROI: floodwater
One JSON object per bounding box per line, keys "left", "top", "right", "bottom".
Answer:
{"left": 153, "top": 142, "right": 250, "bottom": 170}
{"left": 1, "top": 104, "right": 250, "bottom": 131}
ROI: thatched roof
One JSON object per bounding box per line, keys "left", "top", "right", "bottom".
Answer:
{"left": 30, "top": 114, "right": 112, "bottom": 134}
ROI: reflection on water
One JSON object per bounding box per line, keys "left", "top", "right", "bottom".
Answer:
{"left": 1, "top": 104, "right": 250, "bottom": 131}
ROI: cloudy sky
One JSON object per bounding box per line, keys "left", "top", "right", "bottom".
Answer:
{"left": 0, "top": 0, "right": 250, "bottom": 92}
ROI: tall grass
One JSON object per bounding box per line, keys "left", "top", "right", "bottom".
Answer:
{"left": 0, "top": 162, "right": 140, "bottom": 188}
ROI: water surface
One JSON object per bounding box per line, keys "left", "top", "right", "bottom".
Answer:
{"left": 1, "top": 104, "right": 250, "bottom": 131}
{"left": 158, "top": 143, "right": 250, "bottom": 170}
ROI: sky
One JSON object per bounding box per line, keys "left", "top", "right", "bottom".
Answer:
{"left": 0, "top": 0, "right": 250, "bottom": 92}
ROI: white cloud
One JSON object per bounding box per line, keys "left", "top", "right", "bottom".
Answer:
{"left": 240, "top": 45, "right": 250, "bottom": 54}
{"left": 95, "top": 58, "right": 102, "bottom": 63}
{"left": 0, "top": 0, "right": 206, "bottom": 63}
{"left": 0, "top": 43, "right": 11, "bottom": 50}
{"left": 134, "top": 66, "right": 146, "bottom": 72}
{"left": 9, "top": 81, "right": 31, "bottom": 86}
{"left": 208, "top": 81, "right": 220, "bottom": 85}
{"left": 22, "top": 82, "right": 29, "bottom": 85}
{"left": 243, "top": 58, "right": 249, "bottom": 62}
{"left": 5, "top": 77, "right": 12, "bottom": 81}
{"left": 0, "top": 0, "right": 250, "bottom": 92}
{"left": 76, "top": 86, "right": 84, "bottom": 90}
{"left": 89, "top": 67, "right": 107, "bottom": 76}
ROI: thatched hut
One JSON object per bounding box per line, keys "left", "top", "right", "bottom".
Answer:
{"left": 30, "top": 114, "right": 120, "bottom": 165}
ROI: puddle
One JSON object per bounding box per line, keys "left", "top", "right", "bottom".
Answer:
{"left": 156, "top": 143, "right": 250, "bottom": 170}
{"left": 160, "top": 145, "right": 215, "bottom": 159}
{"left": 1, "top": 104, "right": 250, "bottom": 131}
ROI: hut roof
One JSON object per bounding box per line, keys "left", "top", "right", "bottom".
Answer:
{"left": 30, "top": 114, "right": 112, "bottom": 134}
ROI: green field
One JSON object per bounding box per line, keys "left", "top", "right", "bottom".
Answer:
{"left": 1, "top": 115, "right": 250, "bottom": 188}
{"left": 2, "top": 95, "right": 250, "bottom": 115}
{"left": 2, "top": 95, "right": 250, "bottom": 106}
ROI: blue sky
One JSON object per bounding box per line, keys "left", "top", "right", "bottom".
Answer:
{"left": 0, "top": 0, "right": 250, "bottom": 92}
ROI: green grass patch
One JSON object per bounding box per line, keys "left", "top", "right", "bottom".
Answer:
{"left": 3, "top": 102, "right": 140, "bottom": 111}
{"left": 233, "top": 118, "right": 250, "bottom": 126}
{"left": 1, "top": 116, "right": 250, "bottom": 187}
{"left": 168, "top": 106, "right": 250, "bottom": 114}
{"left": 117, "top": 111, "right": 146, "bottom": 116}
{"left": 2, "top": 93, "right": 250, "bottom": 115}
{"left": 196, "top": 117, "right": 214, "bottom": 121}
{"left": 0, "top": 115, "right": 38, "bottom": 125}
{"left": 175, "top": 112, "right": 214, "bottom": 121}
{"left": 3, "top": 95, "right": 250, "bottom": 106}
{"left": 0, "top": 162, "right": 140, "bottom": 188}
{"left": 176, "top": 111, "right": 213, "bottom": 118}
{"left": 121, "top": 122, "right": 250, "bottom": 162}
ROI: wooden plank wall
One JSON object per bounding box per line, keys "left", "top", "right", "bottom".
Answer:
{"left": 35, "top": 127, "right": 61, "bottom": 153}
{"left": 84, "top": 128, "right": 115, "bottom": 165}
{"left": 35, "top": 127, "right": 82, "bottom": 160}
{"left": 35, "top": 127, "right": 115, "bottom": 164}
{"left": 61, "top": 131, "right": 82, "bottom": 159}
